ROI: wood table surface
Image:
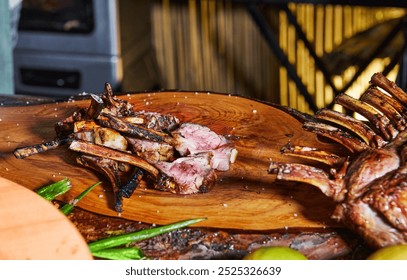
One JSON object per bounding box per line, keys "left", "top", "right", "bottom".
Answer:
{"left": 0, "top": 92, "right": 368, "bottom": 260}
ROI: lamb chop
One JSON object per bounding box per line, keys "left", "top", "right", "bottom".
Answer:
{"left": 13, "top": 83, "right": 237, "bottom": 212}
{"left": 269, "top": 73, "right": 407, "bottom": 248}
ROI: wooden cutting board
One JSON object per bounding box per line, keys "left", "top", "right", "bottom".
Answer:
{"left": 0, "top": 177, "right": 92, "bottom": 259}
{"left": 0, "top": 91, "right": 343, "bottom": 230}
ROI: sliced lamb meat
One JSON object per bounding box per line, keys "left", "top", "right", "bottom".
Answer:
{"left": 126, "top": 137, "right": 174, "bottom": 163}
{"left": 13, "top": 83, "right": 238, "bottom": 213}
{"left": 154, "top": 152, "right": 217, "bottom": 194}
{"left": 171, "top": 123, "right": 238, "bottom": 171}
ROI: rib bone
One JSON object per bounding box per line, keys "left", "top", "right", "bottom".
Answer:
{"left": 315, "top": 108, "right": 385, "bottom": 148}
{"left": 303, "top": 121, "right": 370, "bottom": 153}
{"left": 360, "top": 87, "right": 406, "bottom": 131}
{"left": 335, "top": 93, "right": 398, "bottom": 141}
{"left": 69, "top": 139, "right": 160, "bottom": 177}
{"left": 370, "top": 72, "right": 407, "bottom": 105}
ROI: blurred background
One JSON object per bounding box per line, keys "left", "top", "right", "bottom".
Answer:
{"left": 1, "top": 0, "right": 407, "bottom": 114}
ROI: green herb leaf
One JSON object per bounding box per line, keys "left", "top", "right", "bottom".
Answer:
{"left": 60, "top": 181, "right": 101, "bottom": 215}
{"left": 91, "top": 247, "right": 145, "bottom": 260}
{"left": 35, "top": 178, "right": 71, "bottom": 201}
{"left": 88, "top": 217, "right": 207, "bottom": 253}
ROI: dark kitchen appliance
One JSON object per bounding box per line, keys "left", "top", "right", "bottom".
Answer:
{"left": 14, "top": 0, "right": 159, "bottom": 96}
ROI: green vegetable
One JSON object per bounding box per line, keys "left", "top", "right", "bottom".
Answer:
{"left": 88, "top": 217, "right": 207, "bottom": 253}
{"left": 35, "top": 178, "right": 71, "bottom": 201}
{"left": 367, "top": 244, "right": 407, "bottom": 260}
{"left": 243, "top": 246, "right": 308, "bottom": 260}
{"left": 91, "top": 247, "right": 145, "bottom": 260}
{"left": 60, "top": 181, "right": 101, "bottom": 215}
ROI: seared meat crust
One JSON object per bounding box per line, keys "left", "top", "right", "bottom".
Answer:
{"left": 269, "top": 73, "right": 407, "bottom": 248}
{"left": 13, "top": 83, "right": 237, "bottom": 212}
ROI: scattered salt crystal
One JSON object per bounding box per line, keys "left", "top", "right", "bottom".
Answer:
{"left": 156, "top": 210, "right": 160, "bottom": 213}
{"left": 252, "top": 109, "right": 257, "bottom": 113}
{"left": 5, "top": 168, "right": 9, "bottom": 171}
{"left": 222, "top": 203, "right": 228, "bottom": 208}
{"left": 98, "top": 194, "right": 103, "bottom": 198}
{"left": 293, "top": 213, "right": 298, "bottom": 217}
{"left": 117, "top": 213, "right": 122, "bottom": 217}
{"left": 284, "top": 226, "right": 288, "bottom": 230}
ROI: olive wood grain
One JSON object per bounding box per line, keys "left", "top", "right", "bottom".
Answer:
{"left": 0, "top": 177, "right": 92, "bottom": 259}
{"left": 0, "top": 92, "right": 343, "bottom": 230}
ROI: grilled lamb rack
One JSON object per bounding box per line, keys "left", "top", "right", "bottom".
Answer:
{"left": 269, "top": 73, "right": 407, "bottom": 248}
{"left": 13, "top": 83, "right": 237, "bottom": 212}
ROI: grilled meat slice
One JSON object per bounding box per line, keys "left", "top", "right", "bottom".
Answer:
{"left": 54, "top": 108, "right": 87, "bottom": 138}
{"left": 76, "top": 154, "right": 124, "bottom": 212}
{"left": 125, "top": 111, "right": 180, "bottom": 132}
{"left": 171, "top": 123, "right": 238, "bottom": 171}
{"left": 69, "top": 140, "right": 160, "bottom": 178}
{"left": 99, "top": 113, "right": 171, "bottom": 143}
{"left": 154, "top": 153, "right": 217, "bottom": 194}
{"left": 86, "top": 94, "right": 105, "bottom": 119}
{"left": 333, "top": 159, "right": 407, "bottom": 247}
{"left": 119, "top": 167, "right": 144, "bottom": 199}
{"left": 126, "top": 137, "right": 175, "bottom": 163}
{"left": 101, "top": 82, "right": 134, "bottom": 117}
{"left": 13, "top": 82, "right": 238, "bottom": 213}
